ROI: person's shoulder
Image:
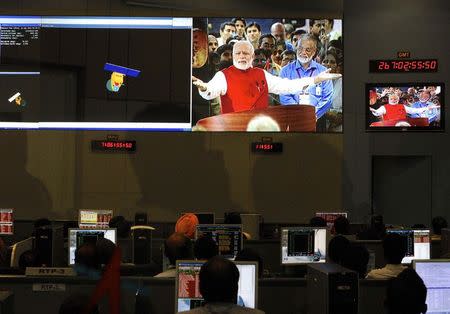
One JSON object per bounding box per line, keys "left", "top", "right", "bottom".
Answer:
{"left": 279, "top": 61, "right": 296, "bottom": 76}
{"left": 313, "top": 60, "right": 327, "bottom": 71}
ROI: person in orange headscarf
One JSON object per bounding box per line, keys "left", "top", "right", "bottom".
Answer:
{"left": 175, "top": 213, "right": 199, "bottom": 239}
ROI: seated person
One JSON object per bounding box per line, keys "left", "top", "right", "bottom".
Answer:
{"left": 74, "top": 243, "right": 100, "bottom": 277}
{"left": 109, "top": 215, "right": 131, "bottom": 239}
{"left": 59, "top": 294, "right": 99, "bottom": 314}
{"left": 431, "top": 216, "right": 448, "bottom": 240}
{"left": 309, "top": 216, "right": 327, "bottom": 227}
{"left": 96, "top": 238, "right": 116, "bottom": 266}
{"left": 224, "top": 212, "right": 251, "bottom": 240}
{"left": 176, "top": 213, "right": 199, "bottom": 239}
{"left": 366, "top": 233, "right": 407, "bottom": 279}
{"left": 235, "top": 248, "right": 264, "bottom": 278}
{"left": 328, "top": 235, "right": 350, "bottom": 264}
{"left": 385, "top": 268, "right": 427, "bottom": 314}
{"left": 341, "top": 244, "right": 369, "bottom": 279}
{"left": 178, "top": 256, "right": 264, "bottom": 313}
{"left": 332, "top": 216, "right": 350, "bottom": 235}
{"left": 18, "top": 250, "right": 40, "bottom": 270}
{"left": 194, "top": 235, "right": 219, "bottom": 260}
{"left": 155, "top": 232, "right": 193, "bottom": 277}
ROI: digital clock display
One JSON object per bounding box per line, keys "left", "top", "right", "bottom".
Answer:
{"left": 251, "top": 142, "right": 283, "bottom": 153}
{"left": 91, "top": 140, "right": 136, "bottom": 153}
{"left": 369, "top": 59, "right": 438, "bottom": 73}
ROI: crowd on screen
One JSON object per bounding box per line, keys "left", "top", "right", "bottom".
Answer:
{"left": 0, "top": 213, "right": 448, "bottom": 314}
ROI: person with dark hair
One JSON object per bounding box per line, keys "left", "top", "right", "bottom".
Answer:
{"left": 309, "top": 216, "right": 327, "bottom": 227}
{"left": 208, "top": 35, "right": 219, "bottom": 53}
{"left": 280, "top": 50, "right": 296, "bottom": 67}
{"left": 109, "top": 215, "right": 131, "bottom": 239}
{"left": 226, "top": 35, "right": 244, "bottom": 46}
{"left": 341, "top": 244, "right": 370, "bottom": 278}
{"left": 290, "top": 29, "right": 307, "bottom": 48}
{"left": 385, "top": 268, "right": 427, "bottom": 314}
{"left": 34, "top": 218, "right": 51, "bottom": 230}
{"left": 18, "top": 250, "right": 40, "bottom": 270}
{"left": 224, "top": 212, "right": 242, "bottom": 224}
{"left": 96, "top": 237, "right": 116, "bottom": 266}
{"left": 322, "top": 50, "right": 343, "bottom": 132}
{"left": 217, "top": 22, "right": 236, "bottom": 47}
{"left": 75, "top": 242, "right": 99, "bottom": 270}
{"left": 178, "top": 256, "right": 264, "bottom": 313}
{"left": 366, "top": 233, "right": 407, "bottom": 279}
{"left": 431, "top": 216, "right": 448, "bottom": 240}
{"left": 252, "top": 48, "right": 268, "bottom": 69}
{"left": 194, "top": 235, "right": 218, "bottom": 260}
{"left": 232, "top": 18, "right": 246, "bottom": 37}
{"left": 216, "top": 44, "right": 233, "bottom": 63}
{"left": 328, "top": 235, "right": 350, "bottom": 264}
{"left": 235, "top": 248, "right": 264, "bottom": 278}
{"left": 245, "top": 22, "right": 261, "bottom": 49}
{"left": 59, "top": 294, "right": 99, "bottom": 314}
{"left": 156, "top": 232, "right": 193, "bottom": 277}
{"left": 333, "top": 215, "right": 350, "bottom": 235}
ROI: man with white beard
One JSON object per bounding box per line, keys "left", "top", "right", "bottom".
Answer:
{"left": 279, "top": 34, "right": 334, "bottom": 128}
{"left": 192, "top": 40, "right": 340, "bottom": 114}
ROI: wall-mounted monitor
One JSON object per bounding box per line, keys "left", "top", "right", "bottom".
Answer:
{"left": 0, "top": 16, "right": 192, "bottom": 130}
{"left": 315, "top": 212, "right": 347, "bottom": 228}
{"left": 79, "top": 209, "right": 113, "bottom": 228}
{"left": 0, "top": 208, "right": 13, "bottom": 235}
{"left": 192, "top": 17, "right": 343, "bottom": 132}
{"left": 366, "top": 83, "right": 444, "bottom": 131}
{"left": 195, "top": 224, "right": 242, "bottom": 259}
{"left": 68, "top": 228, "right": 117, "bottom": 265}
{"left": 281, "top": 227, "right": 327, "bottom": 264}
{"left": 386, "top": 229, "right": 430, "bottom": 263}
{"left": 175, "top": 260, "right": 258, "bottom": 312}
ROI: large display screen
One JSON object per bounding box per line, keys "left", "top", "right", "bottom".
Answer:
{"left": 281, "top": 227, "right": 327, "bottom": 264}
{"left": 0, "top": 16, "right": 192, "bottom": 130}
{"left": 195, "top": 224, "right": 242, "bottom": 259}
{"left": 386, "top": 229, "right": 430, "bottom": 264}
{"left": 0, "top": 16, "right": 342, "bottom": 132}
{"left": 192, "top": 18, "right": 343, "bottom": 132}
{"left": 366, "top": 83, "right": 444, "bottom": 131}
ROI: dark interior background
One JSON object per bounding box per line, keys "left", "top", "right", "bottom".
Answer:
{"left": 0, "top": 0, "right": 448, "bottom": 227}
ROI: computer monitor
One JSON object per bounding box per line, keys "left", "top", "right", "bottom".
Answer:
{"left": 175, "top": 260, "right": 258, "bottom": 312}
{"left": 386, "top": 229, "right": 430, "bottom": 263}
{"left": 0, "top": 208, "right": 13, "bottom": 235}
{"left": 181, "top": 213, "right": 215, "bottom": 224}
{"left": 281, "top": 227, "right": 327, "bottom": 264}
{"left": 68, "top": 228, "right": 116, "bottom": 265}
{"left": 195, "top": 224, "right": 242, "bottom": 259}
{"left": 413, "top": 259, "right": 450, "bottom": 313}
{"left": 315, "top": 212, "right": 348, "bottom": 228}
{"left": 78, "top": 209, "right": 113, "bottom": 228}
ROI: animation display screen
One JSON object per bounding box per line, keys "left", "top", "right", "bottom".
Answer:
{"left": 175, "top": 260, "right": 257, "bottom": 312}
{"left": 366, "top": 83, "right": 444, "bottom": 131}
{"left": 281, "top": 227, "right": 327, "bottom": 264}
{"left": 386, "top": 229, "right": 430, "bottom": 264}
{"left": 0, "top": 16, "right": 192, "bottom": 130}
{"left": 0, "top": 208, "right": 13, "bottom": 235}
{"left": 191, "top": 17, "right": 343, "bottom": 132}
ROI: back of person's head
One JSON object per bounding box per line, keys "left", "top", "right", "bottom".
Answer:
{"left": 175, "top": 213, "right": 199, "bottom": 239}
{"left": 385, "top": 268, "right": 427, "bottom": 314}
{"left": 59, "top": 294, "right": 99, "bottom": 314}
{"left": 341, "top": 244, "right": 369, "bottom": 278}
{"left": 34, "top": 218, "right": 51, "bottom": 230}
{"left": 164, "top": 232, "right": 193, "bottom": 265}
{"left": 224, "top": 212, "right": 242, "bottom": 225}
{"left": 328, "top": 235, "right": 350, "bottom": 264}
{"left": 95, "top": 238, "right": 116, "bottom": 266}
{"left": 235, "top": 248, "right": 264, "bottom": 277}
{"left": 75, "top": 243, "right": 99, "bottom": 270}
{"left": 333, "top": 216, "right": 350, "bottom": 235}
{"left": 199, "top": 256, "right": 239, "bottom": 303}
{"left": 383, "top": 233, "right": 407, "bottom": 264}
{"left": 309, "top": 216, "right": 327, "bottom": 227}
{"left": 109, "top": 216, "right": 131, "bottom": 238}
{"left": 194, "top": 235, "right": 218, "bottom": 260}
{"left": 18, "top": 250, "right": 40, "bottom": 270}
{"left": 431, "top": 216, "right": 448, "bottom": 235}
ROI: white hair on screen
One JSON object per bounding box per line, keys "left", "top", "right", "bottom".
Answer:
{"left": 246, "top": 115, "right": 281, "bottom": 132}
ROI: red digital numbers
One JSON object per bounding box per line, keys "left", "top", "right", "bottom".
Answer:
{"left": 372, "top": 59, "right": 437, "bottom": 72}
{"left": 256, "top": 144, "right": 273, "bottom": 150}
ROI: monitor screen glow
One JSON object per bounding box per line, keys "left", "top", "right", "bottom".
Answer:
{"left": 68, "top": 228, "right": 117, "bottom": 265}
{"left": 281, "top": 227, "right": 327, "bottom": 264}
{"left": 386, "top": 229, "right": 430, "bottom": 263}
{"left": 195, "top": 224, "right": 242, "bottom": 259}
{"left": 79, "top": 209, "right": 113, "bottom": 228}
{"left": 0, "top": 208, "right": 13, "bottom": 235}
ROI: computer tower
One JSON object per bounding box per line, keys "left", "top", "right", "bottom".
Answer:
{"left": 132, "top": 226, "right": 153, "bottom": 264}
{"left": 307, "top": 263, "right": 358, "bottom": 314}
{"left": 135, "top": 212, "right": 148, "bottom": 225}
{"left": 34, "top": 226, "right": 64, "bottom": 266}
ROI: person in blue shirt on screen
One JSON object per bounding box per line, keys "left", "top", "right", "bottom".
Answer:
{"left": 409, "top": 89, "right": 439, "bottom": 123}
{"left": 279, "top": 34, "right": 333, "bottom": 124}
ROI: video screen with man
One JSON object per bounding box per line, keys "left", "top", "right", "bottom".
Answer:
{"left": 191, "top": 17, "right": 343, "bottom": 132}
{"left": 366, "top": 83, "right": 444, "bottom": 131}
